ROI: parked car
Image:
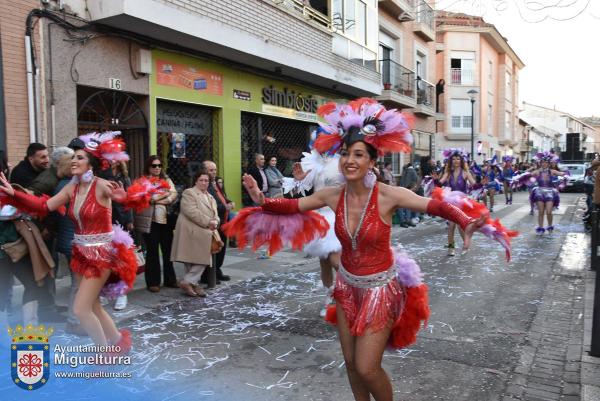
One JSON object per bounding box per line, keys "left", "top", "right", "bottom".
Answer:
{"left": 560, "top": 163, "right": 586, "bottom": 192}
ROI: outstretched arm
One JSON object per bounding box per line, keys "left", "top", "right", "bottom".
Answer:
{"left": 0, "top": 172, "right": 70, "bottom": 213}
{"left": 244, "top": 173, "right": 331, "bottom": 212}
{"left": 389, "top": 186, "right": 484, "bottom": 250}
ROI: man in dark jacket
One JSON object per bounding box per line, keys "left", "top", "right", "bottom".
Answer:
{"left": 201, "top": 160, "right": 233, "bottom": 282}
{"left": 246, "top": 153, "right": 269, "bottom": 203}
{"left": 10, "top": 143, "right": 49, "bottom": 187}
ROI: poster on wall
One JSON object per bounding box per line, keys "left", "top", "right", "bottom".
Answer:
{"left": 156, "top": 59, "right": 223, "bottom": 95}
{"left": 171, "top": 133, "right": 186, "bottom": 159}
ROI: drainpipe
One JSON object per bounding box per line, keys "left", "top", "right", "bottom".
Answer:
{"left": 25, "top": 34, "right": 36, "bottom": 143}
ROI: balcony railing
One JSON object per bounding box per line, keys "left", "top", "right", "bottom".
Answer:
{"left": 272, "top": 0, "right": 331, "bottom": 29}
{"left": 416, "top": 78, "right": 434, "bottom": 107}
{"left": 450, "top": 68, "right": 474, "bottom": 85}
{"left": 416, "top": 1, "right": 434, "bottom": 31}
{"left": 380, "top": 59, "right": 415, "bottom": 98}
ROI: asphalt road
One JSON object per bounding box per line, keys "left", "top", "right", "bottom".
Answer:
{"left": 2, "top": 192, "right": 587, "bottom": 401}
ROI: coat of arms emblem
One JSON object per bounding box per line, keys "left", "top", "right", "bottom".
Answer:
{"left": 9, "top": 324, "right": 53, "bottom": 390}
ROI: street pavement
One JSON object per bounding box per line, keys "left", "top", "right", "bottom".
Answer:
{"left": 3, "top": 191, "right": 598, "bottom": 401}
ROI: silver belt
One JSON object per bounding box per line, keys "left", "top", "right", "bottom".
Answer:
{"left": 338, "top": 264, "right": 396, "bottom": 289}
{"left": 73, "top": 232, "right": 113, "bottom": 247}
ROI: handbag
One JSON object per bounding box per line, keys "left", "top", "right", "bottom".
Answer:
{"left": 135, "top": 247, "right": 146, "bottom": 275}
{"left": 211, "top": 231, "right": 224, "bottom": 254}
{"left": 1, "top": 237, "right": 29, "bottom": 263}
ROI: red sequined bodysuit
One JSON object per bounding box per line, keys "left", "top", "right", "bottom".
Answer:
{"left": 335, "top": 183, "right": 393, "bottom": 276}
{"left": 69, "top": 179, "right": 136, "bottom": 288}
{"left": 329, "top": 183, "right": 430, "bottom": 349}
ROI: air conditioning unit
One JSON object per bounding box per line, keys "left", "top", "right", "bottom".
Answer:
{"left": 134, "top": 48, "right": 152, "bottom": 75}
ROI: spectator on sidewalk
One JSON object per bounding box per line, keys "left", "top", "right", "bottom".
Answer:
{"left": 397, "top": 163, "right": 419, "bottom": 227}
{"left": 201, "top": 160, "right": 233, "bottom": 284}
{"left": 134, "top": 156, "right": 178, "bottom": 293}
{"left": 265, "top": 156, "right": 284, "bottom": 198}
{"left": 382, "top": 162, "right": 395, "bottom": 186}
{"left": 247, "top": 153, "right": 269, "bottom": 203}
{"left": 171, "top": 170, "right": 220, "bottom": 297}
{"left": 10, "top": 143, "right": 49, "bottom": 188}
{"left": 51, "top": 147, "right": 86, "bottom": 335}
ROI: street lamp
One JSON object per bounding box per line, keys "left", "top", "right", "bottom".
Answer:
{"left": 525, "top": 125, "right": 532, "bottom": 163}
{"left": 467, "top": 89, "right": 478, "bottom": 160}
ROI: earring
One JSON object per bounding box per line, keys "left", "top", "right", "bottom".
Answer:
{"left": 364, "top": 169, "right": 376, "bottom": 188}
{"left": 81, "top": 169, "right": 94, "bottom": 183}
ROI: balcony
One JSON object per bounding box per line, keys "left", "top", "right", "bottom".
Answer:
{"left": 274, "top": 0, "right": 331, "bottom": 29}
{"left": 411, "top": 1, "right": 435, "bottom": 42}
{"left": 450, "top": 68, "right": 474, "bottom": 85}
{"left": 414, "top": 78, "right": 435, "bottom": 116}
{"left": 377, "top": 59, "right": 417, "bottom": 109}
{"left": 378, "top": 0, "right": 416, "bottom": 21}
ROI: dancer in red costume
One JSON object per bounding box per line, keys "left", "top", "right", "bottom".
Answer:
{"left": 224, "top": 99, "right": 516, "bottom": 401}
{"left": 0, "top": 133, "right": 135, "bottom": 350}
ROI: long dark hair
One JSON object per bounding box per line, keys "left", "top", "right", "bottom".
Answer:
{"left": 144, "top": 155, "right": 165, "bottom": 178}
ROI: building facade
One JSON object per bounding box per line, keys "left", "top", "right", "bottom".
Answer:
{"left": 3, "top": 0, "right": 382, "bottom": 204}
{"left": 517, "top": 118, "right": 560, "bottom": 163}
{"left": 435, "top": 12, "right": 524, "bottom": 163}
{"left": 376, "top": 0, "right": 437, "bottom": 175}
{"left": 0, "top": 0, "right": 40, "bottom": 164}
{"left": 521, "top": 102, "right": 599, "bottom": 162}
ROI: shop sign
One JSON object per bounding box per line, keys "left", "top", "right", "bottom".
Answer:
{"left": 156, "top": 59, "right": 223, "bottom": 95}
{"left": 233, "top": 89, "right": 251, "bottom": 101}
{"left": 261, "top": 104, "right": 318, "bottom": 122}
{"left": 262, "top": 86, "right": 318, "bottom": 114}
{"left": 157, "top": 102, "right": 210, "bottom": 136}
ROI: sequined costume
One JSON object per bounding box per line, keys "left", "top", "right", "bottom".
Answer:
{"left": 69, "top": 178, "right": 137, "bottom": 290}
{"left": 484, "top": 168, "right": 502, "bottom": 191}
{"left": 530, "top": 169, "right": 560, "bottom": 209}
{"left": 283, "top": 150, "right": 343, "bottom": 259}
{"left": 446, "top": 169, "right": 468, "bottom": 193}
{"left": 328, "top": 183, "right": 430, "bottom": 349}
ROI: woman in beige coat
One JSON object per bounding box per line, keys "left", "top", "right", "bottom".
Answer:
{"left": 171, "top": 170, "right": 220, "bottom": 297}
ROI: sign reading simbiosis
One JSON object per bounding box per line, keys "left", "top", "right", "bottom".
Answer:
{"left": 262, "top": 86, "right": 318, "bottom": 113}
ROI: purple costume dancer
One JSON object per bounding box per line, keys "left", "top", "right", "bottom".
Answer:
{"left": 530, "top": 151, "right": 565, "bottom": 234}
{"left": 439, "top": 148, "right": 476, "bottom": 255}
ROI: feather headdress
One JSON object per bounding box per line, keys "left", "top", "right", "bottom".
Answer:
{"left": 313, "top": 98, "right": 414, "bottom": 156}
{"left": 78, "top": 131, "right": 129, "bottom": 168}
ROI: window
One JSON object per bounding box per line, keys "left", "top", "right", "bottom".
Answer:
{"left": 450, "top": 99, "right": 473, "bottom": 132}
{"left": 450, "top": 51, "right": 475, "bottom": 85}
{"left": 505, "top": 71, "right": 512, "bottom": 101}
{"left": 505, "top": 111, "right": 512, "bottom": 136}
{"left": 488, "top": 61, "right": 493, "bottom": 80}
{"left": 332, "top": 0, "right": 378, "bottom": 71}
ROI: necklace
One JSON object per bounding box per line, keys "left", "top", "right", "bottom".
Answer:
{"left": 344, "top": 184, "right": 374, "bottom": 250}
{"left": 73, "top": 178, "right": 94, "bottom": 230}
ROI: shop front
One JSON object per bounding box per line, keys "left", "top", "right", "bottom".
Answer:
{"left": 150, "top": 50, "right": 344, "bottom": 204}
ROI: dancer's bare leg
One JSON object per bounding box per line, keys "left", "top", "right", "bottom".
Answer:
{"left": 488, "top": 189, "right": 495, "bottom": 209}
{"left": 448, "top": 222, "right": 456, "bottom": 245}
{"left": 354, "top": 323, "right": 394, "bottom": 401}
{"left": 73, "top": 270, "right": 111, "bottom": 345}
{"left": 337, "top": 306, "right": 369, "bottom": 401}
{"left": 92, "top": 298, "right": 121, "bottom": 344}
{"left": 320, "top": 259, "right": 334, "bottom": 288}
{"left": 537, "top": 201, "right": 545, "bottom": 227}
{"left": 545, "top": 200, "right": 554, "bottom": 226}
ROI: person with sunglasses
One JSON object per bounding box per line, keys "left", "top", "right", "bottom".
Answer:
{"left": 134, "top": 156, "right": 178, "bottom": 292}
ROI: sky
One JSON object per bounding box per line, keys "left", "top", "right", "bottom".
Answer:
{"left": 435, "top": 0, "right": 600, "bottom": 118}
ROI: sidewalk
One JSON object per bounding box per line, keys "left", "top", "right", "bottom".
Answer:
{"left": 582, "top": 268, "right": 600, "bottom": 401}
{"left": 7, "top": 244, "right": 320, "bottom": 328}
{"left": 500, "top": 195, "right": 600, "bottom": 401}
